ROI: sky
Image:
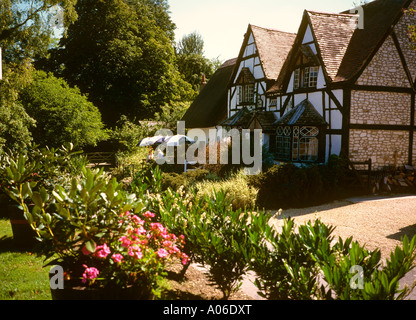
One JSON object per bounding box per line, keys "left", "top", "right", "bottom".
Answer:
{"left": 168, "top": 0, "right": 368, "bottom": 62}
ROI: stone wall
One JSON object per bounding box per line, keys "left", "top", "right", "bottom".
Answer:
{"left": 357, "top": 36, "right": 411, "bottom": 88}
{"left": 349, "top": 129, "right": 409, "bottom": 169}
{"left": 394, "top": 0, "right": 416, "bottom": 82}
{"left": 350, "top": 91, "right": 411, "bottom": 126}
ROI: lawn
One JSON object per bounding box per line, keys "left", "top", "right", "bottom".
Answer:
{"left": 0, "top": 218, "right": 51, "bottom": 300}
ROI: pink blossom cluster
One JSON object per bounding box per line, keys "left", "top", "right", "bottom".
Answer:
{"left": 80, "top": 210, "right": 189, "bottom": 283}
{"left": 82, "top": 264, "right": 100, "bottom": 283}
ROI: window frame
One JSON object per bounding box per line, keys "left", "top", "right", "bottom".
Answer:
{"left": 275, "top": 125, "right": 321, "bottom": 163}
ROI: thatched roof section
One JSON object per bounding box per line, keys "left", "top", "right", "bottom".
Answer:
{"left": 182, "top": 58, "right": 236, "bottom": 128}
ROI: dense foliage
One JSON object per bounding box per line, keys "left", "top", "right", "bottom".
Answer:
{"left": 0, "top": 1, "right": 78, "bottom": 151}
{"left": 41, "top": 0, "right": 195, "bottom": 126}
{"left": 20, "top": 70, "right": 108, "bottom": 149}
{"left": 248, "top": 155, "right": 353, "bottom": 209}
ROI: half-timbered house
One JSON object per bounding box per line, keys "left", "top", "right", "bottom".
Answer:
{"left": 266, "top": 0, "right": 416, "bottom": 169}
{"left": 221, "top": 25, "right": 296, "bottom": 149}
{"left": 183, "top": 0, "right": 416, "bottom": 170}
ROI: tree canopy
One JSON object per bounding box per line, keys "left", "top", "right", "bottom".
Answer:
{"left": 41, "top": 0, "right": 194, "bottom": 127}
{"left": 20, "top": 70, "right": 108, "bottom": 149}
{"left": 175, "top": 32, "right": 221, "bottom": 91}
{"left": 0, "top": 0, "right": 78, "bottom": 151}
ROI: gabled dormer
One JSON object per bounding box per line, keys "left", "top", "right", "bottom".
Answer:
{"left": 227, "top": 24, "right": 296, "bottom": 118}
{"left": 268, "top": 10, "right": 357, "bottom": 96}
{"left": 292, "top": 44, "right": 321, "bottom": 91}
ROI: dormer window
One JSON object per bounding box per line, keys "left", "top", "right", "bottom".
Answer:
{"left": 238, "top": 84, "right": 255, "bottom": 104}
{"left": 293, "top": 45, "right": 319, "bottom": 90}
{"left": 293, "top": 66, "right": 319, "bottom": 89}
{"left": 236, "top": 67, "right": 255, "bottom": 105}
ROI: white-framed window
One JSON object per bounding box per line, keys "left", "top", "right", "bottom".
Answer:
{"left": 293, "top": 66, "right": 319, "bottom": 90}
{"left": 238, "top": 84, "right": 255, "bottom": 105}
{"left": 308, "top": 66, "right": 319, "bottom": 87}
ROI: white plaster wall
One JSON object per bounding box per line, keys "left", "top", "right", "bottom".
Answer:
{"left": 330, "top": 110, "right": 343, "bottom": 130}
{"left": 303, "top": 25, "right": 314, "bottom": 44}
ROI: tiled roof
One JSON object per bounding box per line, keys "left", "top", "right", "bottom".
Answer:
{"left": 274, "top": 99, "right": 327, "bottom": 126}
{"left": 336, "top": 0, "right": 410, "bottom": 82}
{"left": 307, "top": 11, "right": 357, "bottom": 81}
{"left": 220, "top": 107, "right": 253, "bottom": 127}
{"left": 268, "top": 0, "right": 411, "bottom": 93}
{"left": 182, "top": 58, "right": 237, "bottom": 128}
{"left": 250, "top": 25, "right": 296, "bottom": 80}
{"left": 248, "top": 111, "right": 279, "bottom": 132}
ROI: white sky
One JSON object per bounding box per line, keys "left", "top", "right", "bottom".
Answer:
{"left": 168, "top": 0, "right": 369, "bottom": 61}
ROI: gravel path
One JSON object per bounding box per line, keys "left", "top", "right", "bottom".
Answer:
{"left": 270, "top": 194, "right": 416, "bottom": 259}
{"left": 242, "top": 194, "right": 416, "bottom": 300}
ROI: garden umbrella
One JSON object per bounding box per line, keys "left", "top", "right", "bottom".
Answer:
{"left": 139, "top": 135, "right": 167, "bottom": 147}
{"left": 164, "top": 135, "right": 195, "bottom": 146}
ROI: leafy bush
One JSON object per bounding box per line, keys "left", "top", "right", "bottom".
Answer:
{"left": 0, "top": 143, "right": 83, "bottom": 206}
{"left": 10, "top": 161, "right": 189, "bottom": 298}
{"left": 195, "top": 171, "right": 258, "bottom": 211}
{"left": 160, "top": 169, "right": 216, "bottom": 192}
{"left": 19, "top": 70, "right": 108, "bottom": 149}
{"left": 251, "top": 217, "right": 416, "bottom": 300}
{"left": 248, "top": 155, "right": 350, "bottom": 210}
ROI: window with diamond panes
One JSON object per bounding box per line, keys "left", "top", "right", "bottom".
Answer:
{"left": 299, "top": 126, "right": 319, "bottom": 161}
{"left": 276, "top": 126, "right": 291, "bottom": 160}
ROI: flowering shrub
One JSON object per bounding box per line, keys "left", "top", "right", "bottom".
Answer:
{"left": 78, "top": 210, "right": 189, "bottom": 295}
{"left": 14, "top": 166, "right": 188, "bottom": 298}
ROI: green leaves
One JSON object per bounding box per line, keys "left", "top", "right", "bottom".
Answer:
{"left": 250, "top": 216, "right": 416, "bottom": 300}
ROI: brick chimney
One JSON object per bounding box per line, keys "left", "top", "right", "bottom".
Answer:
{"left": 199, "top": 74, "right": 207, "bottom": 92}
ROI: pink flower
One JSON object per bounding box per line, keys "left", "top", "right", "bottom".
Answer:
{"left": 135, "top": 226, "right": 146, "bottom": 235}
{"left": 128, "top": 245, "right": 143, "bottom": 259}
{"left": 162, "top": 240, "right": 172, "bottom": 247}
{"left": 82, "top": 265, "right": 100, "bottom": 283}
{"left": 119, "top": 236, "right": 132, "bottom": 247}
{"left": 131, "top": 215, "right": 144, "bottom": 225}
{"left": 150, "top": 222, "right": 166, "bottom": 234}
{"left": 111, "top": 253, "right": 124, "bottom": 263}
{"left": 143, "top": 211, "right": 155, "bottom": 218}
{"left": 157, "top": 248, "right": 169, "bottom": 258}
{"left": 94, "top": 243, "right": 111, "bottom": 258}
{"left": 135, "top": 250, "right": 143, "bottom": 259}
{"left": 181, "top": 253, "right": 189, "bottom": 265}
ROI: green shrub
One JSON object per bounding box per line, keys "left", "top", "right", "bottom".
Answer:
{"left": 156, "top": 187, "right": 206, "bottom": 277}
{"left": 195, "top": 171, "right": 258, "bottom": 210}
{"left": 248, "top": 156, "right": 350, "bottom": 210}
{"left": 20, "top": 70, "right": 108, "bottom": 149}
{"left": 160, "top": 169, "right": 217, "bottom": 192}
{"left": 250, "top": 217, "right": 416, "bottom": 300}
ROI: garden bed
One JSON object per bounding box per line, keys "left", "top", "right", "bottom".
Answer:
{"left": 163, "top": 261, "right": 252, "bottom": 300}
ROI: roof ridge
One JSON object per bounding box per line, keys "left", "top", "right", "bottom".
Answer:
{"left": 306, "top": 10, "right": 358, "bottom": 17}
{"left": 249, "top": 24, "right": 296, "bottom": 35}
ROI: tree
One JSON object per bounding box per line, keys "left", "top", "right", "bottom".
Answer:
{"left": 175, "top": 32, "right": 221, "bottom": 91}
{"left": 0, "top": 1, "right": 78, "bottom": 151}
{"left": 19, "top": 70, "right": 108, "bottom": 149}
{"left": 177, "top": 32, "right": 205, "bottom": 56}
{"left": 406, "top": 4, "right": 416, "bottom": 50}
{"left": 41, "top": 0, "right": 194, "bottom": 127}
